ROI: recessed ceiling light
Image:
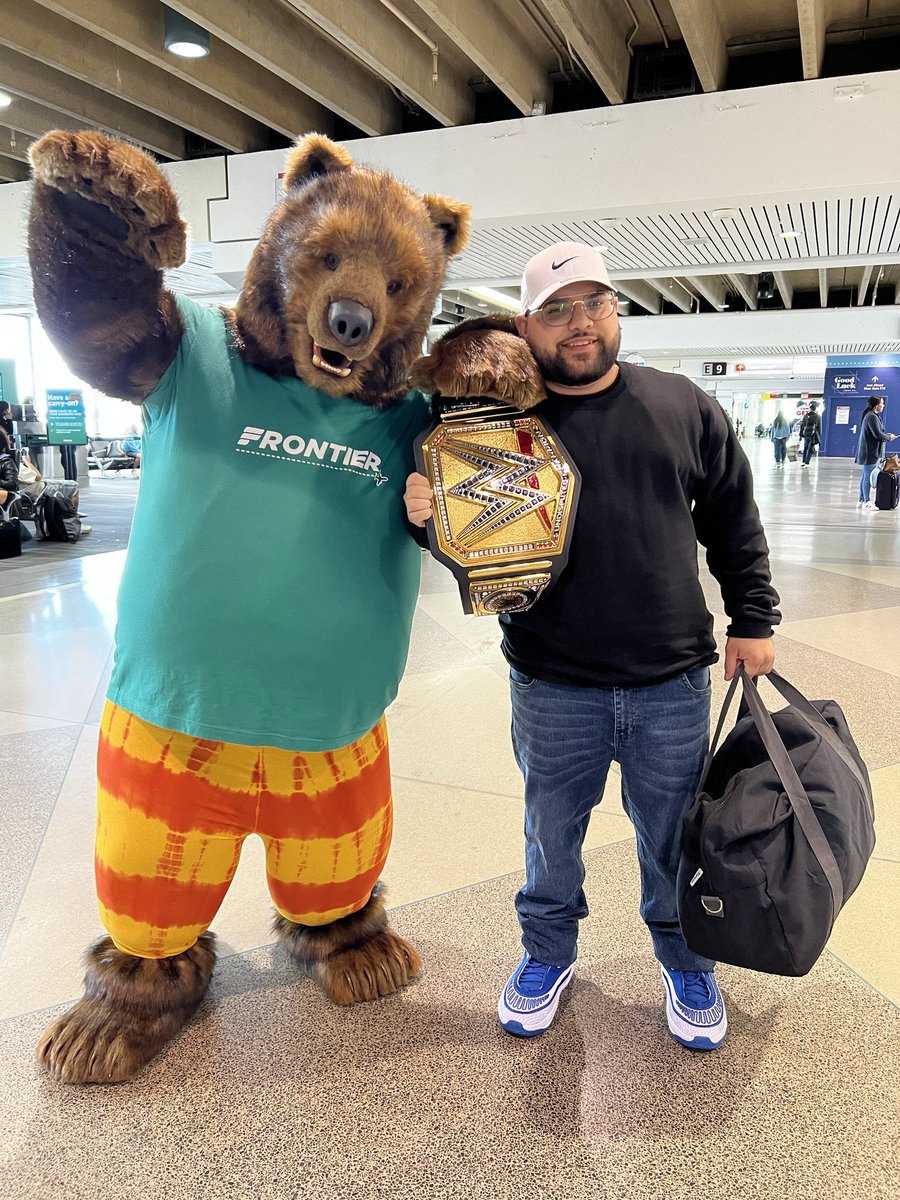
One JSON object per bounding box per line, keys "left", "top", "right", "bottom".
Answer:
{"left": 593, "top": 244, "right": 609, "bottom": 252}
{"left": 711, "top": 208, "right": 739, "bottom": 220}
{"left": 164, "top": 6, "right": 210, "bottom": 57}
{"left": 0, "top": 92, "right": 11, "bottom": 108}
{"left": 778, "top": 229, "right": 801, "bottom": 240}
{"left": 680, "top": 236, "right": 711, "bottom": 246}
{"left": 597, "top": 217, "right": 622, "bottom": 228}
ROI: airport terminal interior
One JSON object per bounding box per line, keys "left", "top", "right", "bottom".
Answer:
{"left": 1, "top": 3, "right": 900, "bottom": 1198}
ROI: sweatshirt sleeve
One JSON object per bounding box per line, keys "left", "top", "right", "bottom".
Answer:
{"left": 690, "top": 391, "right": 781, "bottom": 639}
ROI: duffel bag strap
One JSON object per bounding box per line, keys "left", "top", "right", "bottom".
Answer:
{"left": 762, "top": 670, "right": 871, "bottom": 802}
{"left": 736, "top": 667, "right": 844, "bottom": 918}
{"left": 696, "top": 671, "right": 742, "bottom": 795}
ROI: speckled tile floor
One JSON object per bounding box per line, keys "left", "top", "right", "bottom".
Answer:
{"left": 1, "top": 439, "right": 898, "bottom": 1199}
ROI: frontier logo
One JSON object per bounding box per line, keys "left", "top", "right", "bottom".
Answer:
{"left": 236, "top": 426, "right": 387, "bottom": 485}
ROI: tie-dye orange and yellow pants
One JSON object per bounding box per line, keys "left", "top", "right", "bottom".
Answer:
{"left": 95, "top": 702, "right": 393, "bottom": 959}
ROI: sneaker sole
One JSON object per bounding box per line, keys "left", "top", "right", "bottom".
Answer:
{"left": 498, "top": 965, "right": 574, "bottom": 1037}
{"left": 661, "top": 969, "right": 727, "bottom": 1051}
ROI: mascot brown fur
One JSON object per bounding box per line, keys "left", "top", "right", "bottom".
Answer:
{"left": 27, "top": 130, "right": 474, "bottom": 1084}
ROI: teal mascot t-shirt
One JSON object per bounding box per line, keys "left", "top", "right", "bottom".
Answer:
{"left": 108, "top": 295, "right": 430, "bottom": 750}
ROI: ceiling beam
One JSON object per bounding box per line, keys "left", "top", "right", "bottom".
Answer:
{"left": 408, "top": 0, "right": 551, "bottom": 116}
{"left": 30, "top": 0, "right": 330, "bottom": 140}
{"left": 0, "top": 0, "right": 274, "bottom": 153}
{"left": 540, "top": 0, "right": 630, "bottom": 105}
{"left": 284, "top": 0, "right": 473, "bottom": 127}
{"left": 0, "top": 153, "right": 28, "bottom": 182}
{"left": 773, "top": 270, "right": 794, "bottom": 309}
{"left": 727, "top": 274, "right": 759, "bottom": 310}
{"left": 667, "top": 0, "right": 729, "bottom": 92}
{"left": 0, "top": 47, "right": 186, "bottom": 159}
{"left": 689, "top": 274, "right": 728, "bottom": 310}
{"left": 857, "top": 264, "right": 874, "bottom": 306}
{"left": 166, "top": 0, "right": 402, "bottom": 136}
{"left": 797, "top": 0, "right": 830, "bottom": 80}
{"left": 614, "top": 278, "right": 662, "bottom": 315}
{"left": 647, "top": 277, "right": 694, "bottom": 313}
{"left": 819, "top": 268, "right": 829, "bottom": 306}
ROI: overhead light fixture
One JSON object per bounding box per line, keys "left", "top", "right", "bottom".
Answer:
{"left": 0, "top": 92, "right": 11, "bottom": 108}
{"left": 778, "top": 229, "right": 801, "bottom": 240}
{"left": 163, "top": 6, "right": 210, "bottom": 58}
{"left": 680, "top": 236, "right": 711, "bottom": 246}
{"left": 596, "top": 217, "right": 623, "bottom": 228}
{"left": 711, "top": 208, "right": 739, "bottom": 220}
{"left": 593, "top": 244, "right": 609, "bottom": 253}
{"left": 466, "top": 286, "right": 520, "bottom": 313}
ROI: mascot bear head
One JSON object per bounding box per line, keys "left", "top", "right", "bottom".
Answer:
{"left": 232, "top": 135, "right": 470, "bottom": 408}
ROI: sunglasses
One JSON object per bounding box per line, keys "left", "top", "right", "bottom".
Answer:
{"left": 532, "top": 290, "right": 617, "bottom": 327}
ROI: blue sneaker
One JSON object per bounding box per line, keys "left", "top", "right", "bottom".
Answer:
{"left": 498, "top": 953, "right": 574, "bottom": 1037}
{"left": 660, "top": 965, "right": 727, "bottom": 1050}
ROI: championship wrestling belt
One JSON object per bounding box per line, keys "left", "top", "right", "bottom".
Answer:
{"left": 414, "top": 398, "right": 581, "bottom": 616}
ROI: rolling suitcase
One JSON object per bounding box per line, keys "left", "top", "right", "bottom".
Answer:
{"left": 874, "top": 469, "right": 900, "bottom": 511}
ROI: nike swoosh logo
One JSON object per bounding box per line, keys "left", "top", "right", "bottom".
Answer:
{"left": 551, "top": 257, "right": 576, "bottom": 270}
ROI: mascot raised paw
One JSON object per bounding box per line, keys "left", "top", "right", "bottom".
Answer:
{"left": 27, "top": 130, "right": 469, "bottom": 1083}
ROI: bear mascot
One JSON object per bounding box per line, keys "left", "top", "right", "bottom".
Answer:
{"left": 26, "top": 130, "right": 476, "bottom": 1084}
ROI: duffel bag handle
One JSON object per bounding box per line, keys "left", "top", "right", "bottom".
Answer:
{"left": 698, "top": 665, "right": 844, "bottom": 918}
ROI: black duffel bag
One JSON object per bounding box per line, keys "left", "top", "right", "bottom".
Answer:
{"left": 678, "top": 667, "right": 875, "bottom": 976}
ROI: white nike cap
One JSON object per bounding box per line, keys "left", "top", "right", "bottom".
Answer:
{"left": 521, "top": 241, "right": 614, "bottom": 314}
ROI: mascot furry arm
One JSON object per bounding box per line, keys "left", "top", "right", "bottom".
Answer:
{"left": 28, "top": 132, "right": 188, "bottom": 403}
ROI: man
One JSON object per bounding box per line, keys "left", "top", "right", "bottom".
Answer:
{"left": 405, "top": 242, "right": 780, "bottom": 1050}
{"left": 799, "top": 402, "right": 821, "bottom": 467}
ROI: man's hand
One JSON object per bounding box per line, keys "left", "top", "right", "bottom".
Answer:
{"left": 404, "top": 472, "right": 433, "bottom": 527}
{"left": 724, "top": 636, "right": 775, "bottom": 680}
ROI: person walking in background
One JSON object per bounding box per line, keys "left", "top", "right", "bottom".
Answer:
{"left": 770, "top": 410, "right": 791, "bottom": 467}
{"left": 799, "top": 402, "right": 821, "bottom": 467}
{"left": 856, "top": 397, "right": 897, "bottom": 507}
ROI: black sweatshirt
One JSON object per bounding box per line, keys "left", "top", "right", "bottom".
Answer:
{"left": 499, "top": 363, "right": 781, "bottom": 687}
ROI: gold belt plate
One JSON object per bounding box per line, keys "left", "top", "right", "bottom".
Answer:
{"left": 415, "top": 406, "right": 581, "bottom": 616}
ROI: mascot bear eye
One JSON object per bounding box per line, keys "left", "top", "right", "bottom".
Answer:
{"left": 386, "top": 280, "right": 403, "bottom": 295}
{"left": 323, "top": 252, "right": 341, "bottom": 271}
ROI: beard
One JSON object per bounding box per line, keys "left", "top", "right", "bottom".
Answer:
{"left": 531, "top": 326, "right": 622, "bottom": 387}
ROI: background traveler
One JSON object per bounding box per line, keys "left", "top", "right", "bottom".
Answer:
{"left": 770, "top": 410, "right": 791, "bottom": 467}
{"left": 856, "top": 397, "right": 896, "bottom": 507}
{"left": 799, "top": 402, "right": 821, "bottom": 467}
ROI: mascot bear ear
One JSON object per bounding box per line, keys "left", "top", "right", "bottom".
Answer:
{"left": 423, "top": 194, "right": 471, "bottom": 257}
{"left": 282, "top": 134, "right": 354, "bottom": 192}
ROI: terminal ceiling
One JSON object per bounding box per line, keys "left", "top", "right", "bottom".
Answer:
{"left": 1, "top": 0, "right": 900, "bottom": 341}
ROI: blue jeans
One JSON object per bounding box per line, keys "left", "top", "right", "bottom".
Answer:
{"left": 509, "top": 664, "right": 715, "bottom": 973}
{"left": 859, "top": 464, "right": 873, "bottom": 503}
{"left": 802, "top": 437, "right": 816, "bottom": 465}
{"left": 773, "top": 437, "right": 787, "bottom": 463}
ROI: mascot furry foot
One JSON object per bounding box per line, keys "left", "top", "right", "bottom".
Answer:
{"left": 37, "top": 933, "right": 216, "bottom": 1084}
{"left": 274, "top": 885, "right": 420, "bottom": 1005}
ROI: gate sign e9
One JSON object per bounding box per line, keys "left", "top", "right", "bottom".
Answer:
{"left": 702, "top": 362, "right": 727, "bottom": 376}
